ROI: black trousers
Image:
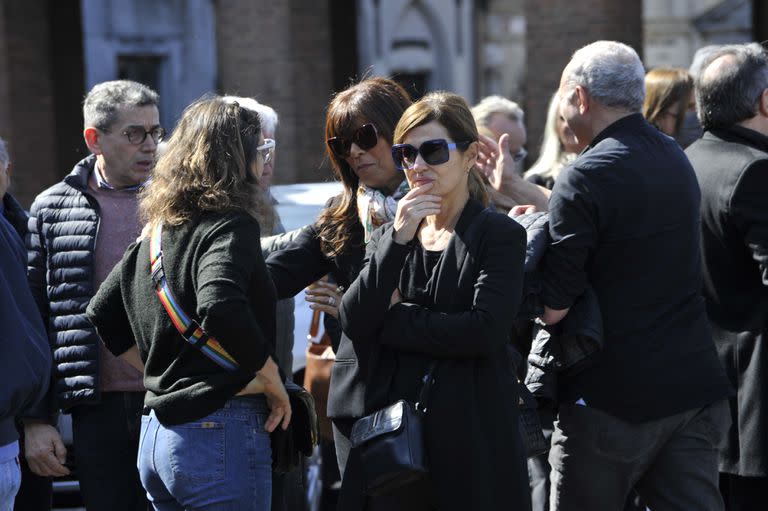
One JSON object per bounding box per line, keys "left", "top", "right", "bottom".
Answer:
{"left": 13, "top": 421, "right": 51, "bottom": 511}
{"left": 549, "top": 400, "right": 729, "bottom": 511}
{"left": 71, "top": 391, "right": 148, "bottom": 511}
{"left": 720, "top": 473, "right": 768, "bottom": 511}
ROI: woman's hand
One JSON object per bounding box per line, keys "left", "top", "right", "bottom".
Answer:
{"left": 252, "top": 357, "right": 292, "bottom": 433}
{"left": 390, "top": 288, "right": 402, "bottom": 307}
{"left": 305, "top": 280, "right": 344, "bottom": 319}
{"left": 393, "top": 182, "right": 441, "bottom": 244}
{"left": 509, "top": 205, "right": 538, "bottom": 217}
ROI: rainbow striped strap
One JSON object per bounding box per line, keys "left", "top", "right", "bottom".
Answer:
{"left": 149, "top": 223, "right": 240, "bottom": 372}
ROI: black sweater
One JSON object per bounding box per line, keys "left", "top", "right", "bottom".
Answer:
{"left": 87, "top": 212, "right": 277, "bottom": 425}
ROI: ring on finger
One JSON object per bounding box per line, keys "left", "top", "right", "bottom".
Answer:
{"left": 328, "top": 296, "right": 335, "bottom": 306}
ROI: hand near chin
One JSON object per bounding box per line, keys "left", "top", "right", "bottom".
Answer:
{"left": 393, "top": 182, "right": 441, "bottom": 244}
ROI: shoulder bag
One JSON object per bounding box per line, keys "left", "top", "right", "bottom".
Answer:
{"left": 350, "top": 362, "right": 437, "bottom": 496}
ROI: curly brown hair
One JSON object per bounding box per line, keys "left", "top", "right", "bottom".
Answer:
{"left": 317, "top": 77, "right": 411, "bottom": 257}
{"left": 139, "top": 96, "right": 274, "bottom": 231}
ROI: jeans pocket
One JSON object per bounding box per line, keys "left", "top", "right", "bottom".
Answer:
{"left": 165, "top": 419, "right": 226, "bottom": 482}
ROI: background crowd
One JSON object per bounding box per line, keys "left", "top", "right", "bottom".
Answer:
{"left": 1, "top": 38, "right": 766, "bottom": 511}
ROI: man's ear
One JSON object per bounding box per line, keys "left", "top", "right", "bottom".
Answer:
{"left": 759, "top": 89, "right": 768, "bottom": 118}
{"left": 575, "top": 85, "right": 589, "bottom": 115}
{"left": 83, "top": 127, "right": 103, "bottom": 155}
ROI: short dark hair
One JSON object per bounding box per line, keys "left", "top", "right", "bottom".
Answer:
{"left": 696, "top": 43, "right": 768, "bottom": 131}
{"left": 83, "top": 80, "right": 159, "bottom": 130}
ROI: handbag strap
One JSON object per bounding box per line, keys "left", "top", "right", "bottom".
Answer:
{"left": 148, "top": 222, "right": 240, "bottom": 372}
{"left": 415, "top": 361, "right": 438, "bottom": 413}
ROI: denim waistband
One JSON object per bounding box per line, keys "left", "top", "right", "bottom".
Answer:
{"left": 0, "top": 440, "right": 19, "bottom": 463}
{"left": 224, "top": 394, "right": 269, "bottom": 412}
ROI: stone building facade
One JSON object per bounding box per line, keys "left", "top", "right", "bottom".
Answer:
{"left": 0, "top": 0, "right": 762, "bottom": 207}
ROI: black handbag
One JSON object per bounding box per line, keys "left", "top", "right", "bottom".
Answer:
{"left": 350, "top": 363, "right": 437, "bottom": 496}
{"left": 517, "top": 381, "right": 549, "bottom": 458}
{"left": 271, "top": 381, "right": 319, "bottom": 474}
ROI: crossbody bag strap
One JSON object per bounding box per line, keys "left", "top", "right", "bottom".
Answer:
{"left": 149, "top": 222, "right": 240, "bottom": 372}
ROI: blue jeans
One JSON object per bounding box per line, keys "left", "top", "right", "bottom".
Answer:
{"left": 138, "top": 396, "right": 272, "bottom": 511}
{"left": 0, "top": 452, "right": 20, "bottom": 511}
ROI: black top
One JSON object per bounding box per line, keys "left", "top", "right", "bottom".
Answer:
{"left": 541, "top": 113, "right": 732, "bottom": 422}
{"left": 264, "top": 205, "right": 372, "bottom": 420}
{"left": 87, "top": 212, "right": 276, "bottom": 426}
{"left": 338, "top": 200, "right": 531, "bottom": 511}
{"left": 686, "top": 125, "right": 768, "bottom": 476}
{"left": 388, "top": 244, "right": 442, "bottom": 403}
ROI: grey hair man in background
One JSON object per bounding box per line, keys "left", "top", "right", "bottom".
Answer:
{"left": 472, "top": 94, "right": 528, "bottom": 166}
{"left": 538, "top": 40, "right": 732, "bottom": 510}
{"left": 686, "top": 42, "right": 768, "bottom": 511}
{"left": 22, "top": 80, "right": 161, "bottom": 510}
{"left": 472, "top": 95, "right": 550, "bottom": 211}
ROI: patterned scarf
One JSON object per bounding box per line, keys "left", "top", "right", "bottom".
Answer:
{"left": 356, "top": 180, "right": 410, "bottom": 243}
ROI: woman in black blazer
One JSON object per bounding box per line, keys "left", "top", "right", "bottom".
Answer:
{"left": 338, "top": 92, "right": 530, "bottom": 510}
{"left": 264, "top": 78, "right": 412, "bottom": 477}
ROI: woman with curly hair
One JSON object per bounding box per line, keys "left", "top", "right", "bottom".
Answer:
{"left": 87, "top": 96, "right": 289, "bottom": 510}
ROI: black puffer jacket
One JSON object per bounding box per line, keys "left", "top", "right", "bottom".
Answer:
{"left": 25, "top": 155, "right": 103, "bottom": 419}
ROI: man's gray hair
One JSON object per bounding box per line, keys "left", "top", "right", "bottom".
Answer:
{"left": 562, "top": 41, "right": 645, "bottom": 112}
{"left": 0, "top": 137, "right": 8, "bottom": 171}
{"left": 695, "top": 43, "right": 768, "bottom": 131}
{"left": 83, "top": 80, "right": 159, "bottom": 130}
{"left": 223, "top": 96, "right": 279, "bottom": 136}
{"left": 471, "top": 95, "right": 524, "bottom": 126}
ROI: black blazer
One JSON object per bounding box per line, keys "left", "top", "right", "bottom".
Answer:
{"left": 686, "top": 126, "right": 768, "bottom": 477}
{"left": 264, "top": 213, "right": 368, "bottom": 420}
{"left": 338, "top": 199, "right": 531, "bottom": 511}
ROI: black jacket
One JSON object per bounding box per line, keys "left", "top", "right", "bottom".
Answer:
{"left": 512, "top": 212, "right": 603, "bottom": 404}
{"left": 264, "top": 213, "right": 367, "bottom": 420}
{"left": 338, "top": 199, "right": 531, "bottom": 511}
{"left": 1, "top": 194, "right": 51, "bottom": 445}
{"left": 25, "top": 155, "right": 103, "bottom": 418}
{"left": 686, "top": 126, "right": 768, "bottom": 476}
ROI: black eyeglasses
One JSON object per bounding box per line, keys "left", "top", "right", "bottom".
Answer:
{"left": 120, "top": 126, "right": 165, "bottom": 145}
{"left": 326, "top": 123, "right": 378, "bottom": 158}
{"left": 391, "top": 139, "right": 471, "bottom": 171}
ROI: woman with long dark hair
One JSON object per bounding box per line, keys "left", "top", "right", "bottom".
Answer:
{"left": 264, "top": 77, "right": 412, "bottom": 477}
{"left": 87, "top": 97, "right": 289, "bottom": 510}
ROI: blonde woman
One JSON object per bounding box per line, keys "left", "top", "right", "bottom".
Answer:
{"left": 524, "top": 92, "right": 585, "bottom": 190}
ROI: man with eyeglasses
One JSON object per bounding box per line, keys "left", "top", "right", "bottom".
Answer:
{"left": 21, "top": 80, "right": 160, "bottom": 511}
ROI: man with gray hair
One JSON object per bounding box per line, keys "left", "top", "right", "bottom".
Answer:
{"left": 686, "top": 42, "right": 768, "bottom": 510}
{"left": 472, "top": 95, "right": 527, "bottom": 164}
{"left": 538, "top": 41, "right": 732, "bottom": 510}
{"left": 22, "top": 80, "right": 161, "bottom": 510}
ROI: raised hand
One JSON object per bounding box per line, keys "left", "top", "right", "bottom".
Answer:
{"left": 393, "top": 182, "right": 441, "bottom": 244}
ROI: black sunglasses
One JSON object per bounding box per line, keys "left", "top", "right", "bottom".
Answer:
{"left": 391, "top": 139, "right": 471, "bottom": 171}
{"left": 326, "top": 123, "right": 378, "bottom": 158}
